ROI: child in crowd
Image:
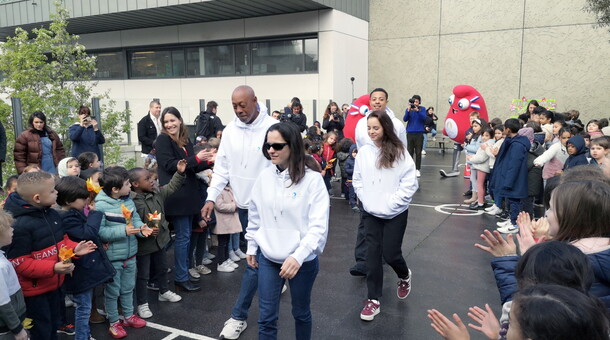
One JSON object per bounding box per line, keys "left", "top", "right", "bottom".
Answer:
{"left": 305, "top": 126, "right": 323, "bottom": 144}
{"left": 213, "top": 184, "right": 243, "bottom": 272}
{"left": 466, "top": 127, "right": 493, "bottom": 209}
{"left": 491, "top": 119, "right": 530, "bottom": 234}
{"left": 96, "top": 166, "right": 153, "bottom": 339}
{"left": 3, "top": 172, "right": 96, "bottom": 340}
{"left": 309, "top": 143, "right": 325, "bottom": 175}
{"left": 322, "top": 132, "right": 338, "bottom": 193}
{"left": 539, "top": 110, "right": 554, "bottom": 143}
{"left": 344, "top": 144, "right": 359, "bottom": 212}
{"left": 0, "top": 211, "right": 27, "bottom": 340}
{"left": 550, "top": 119, "right": 566, "bottom": 145}
{"left": 148, "top": 168, "right": 159, "bottom": 192}
{"left": 533, "top": 127, "right": 571, "bottom": 183}
{"left": 55, "top": 176, "right": 116, "bottom": 340}
{"left": 589, "top": 137, "right": 610, "bottom": 167}
{"left": 129, "top": 161, "right": 186, "bottom": 320}
{"left": 566, "top": 109, "right": 583, "bottom": 127}
{"left": 190, "top": 144, "right": 215, "bottom": 277}
{"left": 563, "top": 135, "right": 588, "bottom": 171}
{"left": 21, "top": 165, "right": 40, "bottom": 173}
{"left": 77, "top": 152, "right": 100, "bottom": 171}
{"left": 483, "top": 125, "right": 506, "bottom": 216}
{"left": 335, "top": 138, "right": 354, "bottom": 200}
{"left": 587, "top": 119, "right": 606, "bottom": 139}
{"left": 0, "top": 175, "right": 18, "bottom": 210}
{"left": 519, "top": 127, "right": 544, "bottom": 219}
{"left": 58, "top": 157, "right": 81, "bottom": 178}
{"left": 464, "top": 118, "right": 486, "bottom": 205}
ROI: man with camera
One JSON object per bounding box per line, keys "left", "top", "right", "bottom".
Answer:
{"left": 403, "top": 95, "right": 426, "bottom": 177}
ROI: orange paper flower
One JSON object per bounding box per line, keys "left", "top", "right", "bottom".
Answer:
{"left": 121, "top": 203, "right": 133, "bottom": 226}
{"left": 58, "top": 246, "right": 75, "bottom": 263}
{"left": 86, "top": 178, "right": 102, "bottom": 194}
{"left": 147, "top": 211, "right": 161, "bottom": 221}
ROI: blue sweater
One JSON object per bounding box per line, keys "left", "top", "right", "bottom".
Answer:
{"left": 403, "top": 106, "right": 427, "bottom": 134}
{"left": 491, "top": 135, "right": 530, "bottom": 199}
{"left": 68, "top": 124, "right": 105, "bottom": 161}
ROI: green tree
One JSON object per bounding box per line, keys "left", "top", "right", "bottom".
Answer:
{"left": 585, "top": 0, "right": 610, "bottom": 33}
{"left": 0, "top": 0, "right": 129, "bottom": 169}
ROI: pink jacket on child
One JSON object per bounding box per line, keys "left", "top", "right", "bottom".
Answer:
{"left": 213, "top": 186, "right": 242, "bottom": 235}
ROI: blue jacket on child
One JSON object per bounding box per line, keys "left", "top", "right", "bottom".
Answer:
{"left": 491, "top": 135, "right": 531, "bottom": 199}
{"left": 61, "top": 209, "right": 115, "bottom": 294}
{"left": 95, "top": 190, "right": 146, "bottom": 262}
{"left": 563, "top": 135, "right": 589, "bottom": 170}
{"left": 344, "top": 144, "right": 357, "bottom": 180}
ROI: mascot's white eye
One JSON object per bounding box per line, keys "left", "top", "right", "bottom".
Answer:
{"left": 359, "top": 105, "right": 369, "bottom": 115}
{"left": 458, "top": 98, "right": 470, "bottom": 110}
{"left": 448, "top": 95, "right": 455, "bottom": 105}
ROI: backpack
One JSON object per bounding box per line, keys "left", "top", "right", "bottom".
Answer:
{"left": 194, "top": 111, "right": 213, "bottom": 139}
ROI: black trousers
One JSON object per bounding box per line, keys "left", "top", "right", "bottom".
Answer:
{"left": 25, "top": 289, "right": 61, "bottom": 340}
{"left": 353, "top": 214, "right": 367, "bottom": 271}
{"left": 136, "top": 248, "right": 169, "bottom": 305}
{"left": 216, "top": 233, "right": 230, "bottom": 264}
{"left": 407, "top": 133, "right": 424, "bottom": 170}
{"left": 363, "top": 209, "right": 410, "bottom": 300}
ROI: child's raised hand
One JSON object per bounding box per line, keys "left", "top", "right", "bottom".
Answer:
{"left": 125, "top": 224, "right": 140, "bottom": 236}
{"left": 516, "top": 211, "right": 532, "bottom": 233}
{"left": 140, "top": 226, "right": 153, "bottom": 237}
{"left": 74, "top": 240, "right": 97, "bottom": 256}
{"left": 54, "top": 261, "right": 75, "bottom": 274}
{"left": 531, "top": 217, "right": 550, "bottom": 239}
{"left": 474, "top": 230, "right": 517, "bottom": 257}
{"left": 467, "top": 304, "right": 500, "bottom": 340}
{"left": 176, "top": 159, "right": 187, "bottom": 174}
{"left": 480, "top": 143, "right": 488, "bottom": 150}
{"left": 427, "top": 309, "right": 471, "bottom": 340}
{"left": 516, "top": 221, "right": 540, "bottom": 255}
{"left": 88, "top": 200, "right": 96, "bottom": 211}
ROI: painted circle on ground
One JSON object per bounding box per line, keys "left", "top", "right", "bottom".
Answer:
{"left": 434, "top": 203, "right": 484, "bottom": 216}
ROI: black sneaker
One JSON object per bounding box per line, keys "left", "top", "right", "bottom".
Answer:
{"left": 57, "top": 324, "right": 75, "bottom": 335}
{"left": 147, "top": 282, "right": 160, "bottom": 291}
{"left": 496, "top": 211, "right": 509, "bottom": 220}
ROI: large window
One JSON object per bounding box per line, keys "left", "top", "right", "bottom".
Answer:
{"left": 90, "top": 36, "right": 317, "bottom": 80}
{"left": 91, "top": 52, "right": 125, "bottom": 79}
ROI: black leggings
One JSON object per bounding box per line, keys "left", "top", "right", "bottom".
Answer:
{"left": 216, "top": 233, "right": 230, "bottom": 264}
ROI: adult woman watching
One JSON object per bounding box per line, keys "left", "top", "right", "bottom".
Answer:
{"left": 322, "top": 101, "right": 345, "bottom": 140}
{"left": 246, "top": 122, "right": 329, "bottom": 340}
{"left": 69, "top": 105, "right": 105, "bottom": 161}
{"left": 14, "top": 111, "right": 65, "bottom": 174}
{"left": 353, "top": 110, "right": 419, "bottom": 321}
{"left": 155, "top": 106, "right": 212, "bottom": 292}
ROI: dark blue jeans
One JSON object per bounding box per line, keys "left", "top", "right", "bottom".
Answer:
{"left": 170, "top": 215, "right": 194, "bottom": 282}
{"left": 230, "top": 208, "right": 258, "bottom": 321}
{"left": 258, "top": 254, "right": 319, "bottom": 340}
{"left": 72, "top": 289, "right": 93, "bottom": 340}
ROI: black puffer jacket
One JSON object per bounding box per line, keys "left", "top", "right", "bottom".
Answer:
{"left": 527, "top": 141, "right": 544, "bottom": 197}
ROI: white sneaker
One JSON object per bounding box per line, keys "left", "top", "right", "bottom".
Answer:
{"left": 228, "top": 251, "right": 241, "bottom": 262}
{"left": 227, "top": 259, "right": 239, "bottom": 269}
{"left": 281, "top": 284, "right": 288, "bottom": 294}
{"left": 234, "top": 249, "right": 247, "bottom": 259}
{"left": 158, "top": 290, "right": 182, "bottom": 303}
{"left": 421, "top": 150, "right": 426, "bottom": 155}
{"left": 496, "top": 219, "right": 513, "bottom": 228}
{"left": 219, "top": 318, "right": 247, "bottom": 340}
{"left": 217, "top": 261, "right": 235, "bottom": 273}
{"left": 485, "top": 205, "right": 502, "bottom": 215}
{"left": 189, "top": 267, "right": 201, "bottom": 279}
{"left": 137, "top": 303, "right": 153, "bottom": 319}
{"left": 205, "top": 253, "right": 216, "bottom": 260}
{"left": 416, "top": 170, "right": 421, "bottom": 177}
{"left": 196, "top": 264, "right": 212, "bottom": 275}
{"left": 201, "top": 258, "right": 213, "bottom": 265}
{"left": 497, "top": 225, "right": 519, "bottom": 234}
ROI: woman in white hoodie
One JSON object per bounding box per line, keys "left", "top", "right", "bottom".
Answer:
{"left": 353, "top": 110, "right": 419, "bottom": 322}
{"left": 245, "top": 122, "right": 329, "bottom": 340}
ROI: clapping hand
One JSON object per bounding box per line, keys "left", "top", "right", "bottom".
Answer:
{"left": 140, "top": 225, "right": 153, "bottom": 237}
{"left": 467, "top": 304, "right": 500, "bottom": 340}
{"left": 474, "top": 230, "right": 517, "bottom": 257}
{"left": 176, "top": 159, "right": 187, "bottom": 174}
{"left": 74, "top": 240, "right": 97, "bottom": 256}
{"left": 427, "top": 309, "right": 470, "bottom": 340}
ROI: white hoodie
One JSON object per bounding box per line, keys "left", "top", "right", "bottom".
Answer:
{"left": 206, "top": 104, "right": 277, "bottom": 209}
{"left": 353, "top": 144, "right": 419, "bottom": 219}
{"left": 355, "top": 107, "right": 407, "bottom": 149}
{"left": 246, "top": 167, "right": 329, "bottom": 265}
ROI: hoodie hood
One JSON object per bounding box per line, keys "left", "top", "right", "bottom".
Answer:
{"left": 517, "top": 127, "right": 534, "bottom": 144}
{"left": 348, "top": 144, "right": 358, "bottom": 156}
{"left": 567, "top": 135, "right": 586, "bottom": 155}
{"left": 57, "top": 157, "right": 76, "bottom": 178}
{"left": 233, "top": 103, "right": 270, "bottom": 130}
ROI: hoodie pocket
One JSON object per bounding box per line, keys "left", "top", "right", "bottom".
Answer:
{"left": 255, "top": 228, "right": 300, "bottom": 263}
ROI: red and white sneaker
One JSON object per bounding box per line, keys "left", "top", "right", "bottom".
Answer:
{"left": 108, "top": 321, "right": 127, "bottom": 339}
{"left": 122, "top": 314, "right": 147, "bottom": 328}
{"left": 360, "top": 299, "right": 380, "bottom": 321}
{"left": 397, "top": 269, "right": 412, "bottom": 299}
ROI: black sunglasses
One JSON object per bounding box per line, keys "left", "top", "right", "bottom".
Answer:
{"left": 263, "top": 142, "right": 288, "bottom": 151}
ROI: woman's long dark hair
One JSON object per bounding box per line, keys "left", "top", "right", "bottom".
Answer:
{"left": 28, "top": 111, "right": 50, "bottom": 133}
{"left": 367, "top": 110, "right": 404, "bottom": 169}
{"left": 263, "top": 123, "right": 307, "bottom": 186}
{"left": 160, "top": 106, "right": 189, "bottom": 148}
{"left": 471, "top": 118, "right": 487, "bottom": 141}
{"left": 323, "top": 101, "right": 339, "bottom": 119}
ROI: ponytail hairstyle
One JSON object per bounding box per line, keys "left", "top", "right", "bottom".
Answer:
{"left": 367, "top": 110, "right": 405, "bottom": 169}
{"left": 262, "top": 123, "right": 307, "bottom": 186}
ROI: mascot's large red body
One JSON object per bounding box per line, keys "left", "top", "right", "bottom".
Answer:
{"left": 343, "top": 94, "right": 370, "bottom": 142}
{"left": 442, "top": 85, "right": 488, "bottom": 144}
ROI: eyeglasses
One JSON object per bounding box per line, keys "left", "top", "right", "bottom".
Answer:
{"left": 263, "top": 142, "right": 289, "bottom": 151}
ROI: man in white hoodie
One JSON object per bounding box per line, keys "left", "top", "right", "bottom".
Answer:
{"left": 201, "top": 85, "right": 277, "bottom": 339}
{"left": 350, "top": 88, "right": 408, "bottom": 277}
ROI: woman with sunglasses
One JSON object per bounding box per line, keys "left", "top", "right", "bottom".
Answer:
{"left": 353, "top": 110, "right": 419, "bottom": 321}
{"left": 245, "top": 122, "right": 329, "bottom": 340}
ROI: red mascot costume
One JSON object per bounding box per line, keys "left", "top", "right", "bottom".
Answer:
{"left": 343, "top": 94, "right": 370, "bottom": 142}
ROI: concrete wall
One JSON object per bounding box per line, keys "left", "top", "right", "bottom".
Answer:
{"left": 369, "top": 0, "right": 610, "bottom": 124}
{"left": 77, "top": 9, "right": 368, "bottom": 146}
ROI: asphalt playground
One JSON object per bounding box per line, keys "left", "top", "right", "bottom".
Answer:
{"left": 71, "top": 148, "right": 502, "bottom": 340}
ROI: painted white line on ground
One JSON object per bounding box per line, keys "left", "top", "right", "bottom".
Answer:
{"left": 160, "top": 334, "right": 180, "bottom": 340}
{"left": 146, "top": 321, "right": 217, "bottom": 340}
